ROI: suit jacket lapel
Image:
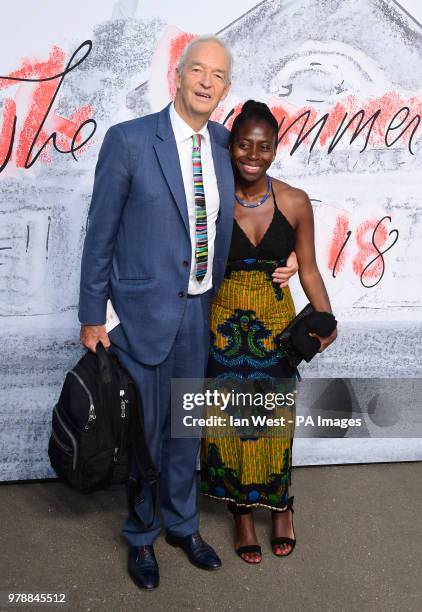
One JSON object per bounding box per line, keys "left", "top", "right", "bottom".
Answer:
{"left": 210, "top": 135, "right": 231, "bottom": 217}
{"left": 153, "top": 106, "right": 234, "bottom": 249}
{"left": 154, "top": 104, "right": 190, "bottom": 235}
{"left": 209, "top": 123, "right": 234, "bottom": 256}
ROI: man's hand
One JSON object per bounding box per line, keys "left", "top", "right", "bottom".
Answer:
{"left": 80, "top": 324, "right": 110, "bottom": 353}
{"left": 272, "top": 251, "right": 299, "bottom": 287}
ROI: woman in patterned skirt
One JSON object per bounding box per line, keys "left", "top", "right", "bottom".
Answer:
{"left": 201, "top": 100, "right": 337, "bottom": 563}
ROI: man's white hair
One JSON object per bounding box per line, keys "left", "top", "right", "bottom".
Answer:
{"left": 176, "top": 35, "right": 232, "bottom": 83}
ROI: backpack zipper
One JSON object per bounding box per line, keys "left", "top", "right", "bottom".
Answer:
{"left": 51, "top": 429, "right": 72, "bottom": 454}
{"left": 120, "top": 389, "right": 128, "bottom": 418}
{"left": 53, "top": 405, "right": 78, "bottom": 470}
{"left": 114, "top": 389, "right": 129, "bottom": 462}
{"left": 67, "top": 369, "right": 97, "bottom": 429}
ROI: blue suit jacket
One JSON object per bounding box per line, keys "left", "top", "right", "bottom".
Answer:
{"left": 78, "top": 104, "right": 234, "bottom": 365}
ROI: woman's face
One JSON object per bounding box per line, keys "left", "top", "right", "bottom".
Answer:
{"left": 230, "top": 119, "right": 276, "bottom": 184}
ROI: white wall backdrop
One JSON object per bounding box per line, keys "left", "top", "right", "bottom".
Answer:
{"left": 1, "top": 0, "right": 421, "bottom": 480}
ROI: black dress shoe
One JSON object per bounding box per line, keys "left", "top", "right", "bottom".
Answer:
{"left": 128, "top": 545, "right": 159, "bottom": 589}
{"left": 166, "top": 532, "right": 222, "bottom": 570}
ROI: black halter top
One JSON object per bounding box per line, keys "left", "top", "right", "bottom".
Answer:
{"left": 228, "top": 187, "right": 296, "bottom": 264}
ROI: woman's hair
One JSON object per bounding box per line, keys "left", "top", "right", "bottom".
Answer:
{"left": 229, "top": 100, "right": 279, "bottom": 146}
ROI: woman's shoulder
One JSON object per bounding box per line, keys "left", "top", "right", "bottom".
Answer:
{"left": 271, "top": 177, "right": 311, "bottom": 213}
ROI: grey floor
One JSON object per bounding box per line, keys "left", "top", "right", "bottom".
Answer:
{"left": 1, "top": 462, "right": 421, "bottom": 612}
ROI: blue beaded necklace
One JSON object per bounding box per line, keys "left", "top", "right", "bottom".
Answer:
{"left": 235, "top": 175, "right": 272, "bottom": 208}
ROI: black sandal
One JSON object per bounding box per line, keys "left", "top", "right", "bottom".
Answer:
{"left": 271, "top": 496, "right": 296, "bottom": 557}
{"left": 227, "top": 502, "right": 262, "bottom": 564}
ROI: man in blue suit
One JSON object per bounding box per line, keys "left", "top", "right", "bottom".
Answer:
{"left": 79, "top": 36, "right": 234, "bottom": 589}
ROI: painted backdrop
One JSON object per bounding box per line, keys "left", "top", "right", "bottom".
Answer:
{"left": 1, "top": 0, "right": 422, "bottom": 480}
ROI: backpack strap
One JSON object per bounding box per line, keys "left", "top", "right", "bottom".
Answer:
{"left": 96, "top": 342, "right": 113, "bottom": 384}
{"left": 127, "top": 403, "right": 159, "bottom": 530}
{"left": 96, "top": 342, "right": 121, "bottom": 438}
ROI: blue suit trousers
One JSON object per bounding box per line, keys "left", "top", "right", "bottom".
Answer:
{"left": 111, "top": 291, "right": 212, "bottom": 546}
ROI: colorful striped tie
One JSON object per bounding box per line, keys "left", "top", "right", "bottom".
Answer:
{"left": 192, "top": 133, "right": 208, "bottom": 282}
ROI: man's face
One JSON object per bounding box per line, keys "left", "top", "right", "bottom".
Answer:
{"left": 174, "top": 41, "right": 231, "bottom": 120}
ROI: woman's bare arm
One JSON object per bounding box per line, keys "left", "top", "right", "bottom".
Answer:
{"left": 285, "top": 188, "right": 337, "bottom": 350}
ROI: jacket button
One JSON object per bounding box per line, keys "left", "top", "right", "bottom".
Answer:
{"left": 182, "top": 260, "right": 189, "bottom": 267}
{"left": 178, "top": 291, "right": 185, "bottom": 298}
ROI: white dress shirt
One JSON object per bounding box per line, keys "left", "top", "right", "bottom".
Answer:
{"left": 169, "top": 103, "right": 220, "bottom": 294}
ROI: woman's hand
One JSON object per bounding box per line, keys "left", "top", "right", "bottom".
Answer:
{"left": 272, "top": 251, "right": 298, "bottom": 287}
{"left": 310, "top": 327, "right": 338, "bottom": 353}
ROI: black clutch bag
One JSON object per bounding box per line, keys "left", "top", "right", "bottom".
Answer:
{"left": 277, "top": 303, "right": 337, "bottom": 374}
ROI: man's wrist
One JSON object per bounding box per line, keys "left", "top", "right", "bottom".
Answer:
{"left": 79, "top": 321, "right": 106, "bottom": 327}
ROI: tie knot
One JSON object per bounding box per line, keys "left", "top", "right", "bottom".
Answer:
{"left": 192, "top": 133, "right": 202, "bottom": 149}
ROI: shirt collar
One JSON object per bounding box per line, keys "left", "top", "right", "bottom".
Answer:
{"left": 169, "top": 103, "right": 209, "bottom": 144}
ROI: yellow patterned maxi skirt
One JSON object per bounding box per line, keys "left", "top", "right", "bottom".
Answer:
{"left": 200, "top": 260, "right": 297, "bottom": 510}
